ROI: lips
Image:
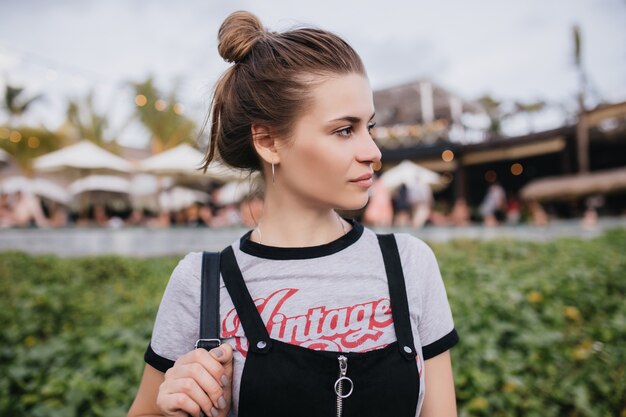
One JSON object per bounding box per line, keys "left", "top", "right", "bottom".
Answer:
{"left": 349, "top": 173, "right": 374, "bottom": 189}
{"left": 350, "top": 173, "right": 373, "bottom": 182}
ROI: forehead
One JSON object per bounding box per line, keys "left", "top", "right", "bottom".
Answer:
{"left": 304, "top": 73, "right": 374, "bottom": 121}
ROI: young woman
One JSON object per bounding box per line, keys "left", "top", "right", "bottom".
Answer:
{"left": 128, "top": 11, "right": 459, "bottom": 417}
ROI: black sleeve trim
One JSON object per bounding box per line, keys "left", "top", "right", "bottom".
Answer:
{"left": 421, "top": 328, "right": 460, "bottom": 360}
{"left": 144, "top": 344, "right": 176, "bottom": 373}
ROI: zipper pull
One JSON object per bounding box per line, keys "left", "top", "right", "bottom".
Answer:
{"left": 334, "top": 355, "right": 354, "bottom": 398}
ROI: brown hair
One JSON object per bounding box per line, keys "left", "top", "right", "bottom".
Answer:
{"left": 200, "top": 10, "right": 365, "bottom": 173}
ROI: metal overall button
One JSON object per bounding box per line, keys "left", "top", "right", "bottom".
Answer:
{"left": 256, "top": 340, "right": 267, "bottom": 349}
{"left": 403, "top": 346, "right": 412, "bottom": 354}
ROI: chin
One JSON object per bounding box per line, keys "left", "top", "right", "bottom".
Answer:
{"left": 336, "top": 194, "right": 370, "bottom": 212}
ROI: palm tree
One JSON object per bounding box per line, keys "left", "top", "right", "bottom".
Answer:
{"left": 1, "top": 84, "right": 65, "bottom": 175}
{"left": 131, "top": 78, "right": 197, "bottom": 154}
{"left": 60, "top": 91, "right": 121, "bottom": 154}
{"left": 573, "top": 24, "right": 590, "bottom": 173}
{"left": 3, "top": 85, "right": 43, "bottom": 126}
{"left": 0, "top": 126, "right": 64, "bottom": 176}
{"left": 478, "top": 95, "right": 508, "bottom": 139}
{"left": 514, "top": 100, "right": 546, "bottom": 133}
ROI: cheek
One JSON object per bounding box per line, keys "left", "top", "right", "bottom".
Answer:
{"left": 286, "top": 141, "right": 350, "bottom": 182}
{"left": 280, "top": 144, "right": 355, "bottom": 202}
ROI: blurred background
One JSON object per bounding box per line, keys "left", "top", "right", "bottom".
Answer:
{"left": 1, "top": 0, "right": 625, "bottom": 251}
{"left": 1, "top": 1, "right": 625, "bottom": 416}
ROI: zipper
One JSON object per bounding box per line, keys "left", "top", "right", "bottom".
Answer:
{"left": 334, "top": 355, "right": 353, "bottom": 417}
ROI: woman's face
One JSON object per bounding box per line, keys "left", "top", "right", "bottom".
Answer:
{"left": 275, "top": 72, "right": 381, "bottom": 211}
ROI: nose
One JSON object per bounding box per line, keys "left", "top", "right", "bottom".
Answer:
{"left": 355, "top": 129, "right": 382, "bottom": 166}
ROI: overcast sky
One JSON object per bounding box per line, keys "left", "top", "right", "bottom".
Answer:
{"left": 1, "top": 0, "right": 625, "bottom": 147}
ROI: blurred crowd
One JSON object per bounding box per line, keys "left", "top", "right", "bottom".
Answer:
{"left": 1, "top": 177, "right": 605, "bottom": 230}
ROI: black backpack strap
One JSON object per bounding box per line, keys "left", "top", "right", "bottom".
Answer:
{"left": 196, "top": 251, "right": 222, "bottom": 351}
{"left": 376, "top": 233, "right": 418, "bottom": 361}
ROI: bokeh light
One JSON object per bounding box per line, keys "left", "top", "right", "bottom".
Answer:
{"left": 484, "top": 170, "right": 497, "bottom": 182}
{"left": 135, "top": 94, "right": 147, "bottom": 107}
{"left": 442, "top": 149, "right": 455, "bottom": 162}
{"left": 154, "top": 99, "right": 167, "bottom": 111}
{"left": 27, "top": 136, "right": 40, "bottom": 148}
{"left": 173, "top": 103, "right": 184, "bottom": 115}
{"left": 9, "top": 131, "right": 22, "bottom": 143}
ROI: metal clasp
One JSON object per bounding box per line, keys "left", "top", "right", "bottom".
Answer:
{"left": 195, "top": 338, "right": 222, "bottom": 350}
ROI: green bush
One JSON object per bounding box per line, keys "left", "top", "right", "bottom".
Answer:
{"left": 0, "top": 229, "right": 625, "bottom": 416}
{"left": 437, "top": 228, "right": 626, "bottom": 417}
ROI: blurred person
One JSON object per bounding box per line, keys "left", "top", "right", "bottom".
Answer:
{"left": 0, "top": 192, "right": 13, "bottom": 228}
{"left": 129, "top": 11, "right": 459, "bottom": 417}
{"left": 173, "top": 208, "right": 188, "bottom": 226}
{"left": 408, "top": 177, "right": 434, "bottom": 228}
{"left": 93, "top": 203, "right": 109, "bottom": 227}
{"left": 479, "top": 181, "right": 506, "bottom": 227}
{"left": 450, "top": 197, "right": 471, "bottom": 227}
{"left": 581, "top": 194, "right": 604, "bottom": 230}
{"left": 11, "top": 191, "right": 49, "bottom": 228}
{"left": 392, "top": 183, "right": 412, "bottom": 226}
{"left": 198, "top": 204, "right": 214, "bottom": 227}
{"left": 506, "top": 196, "right": 521, "bottom": 225}
{"left": 429, "top": 200, "right": 451, "bottom": 227}
{"left": 186, "top": 203, "right": 202, "bottom": 227}
{"left": 48, "top": 201, "right": 69, "bottom": 228}
{"left": 126, "top": 208, "right": 146, "bottom": 227}
{"left": 211, "top": 204, "right": 242, "bottom": 228}
{"left": 363, "top": 175, "right": 393, "bottom": 226}
{"left": 528, "top": 199, "right": 549, "bottom": 227}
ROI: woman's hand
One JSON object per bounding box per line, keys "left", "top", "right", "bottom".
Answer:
{"left": 156, "top": 344, "right": 234, "bottom": 417}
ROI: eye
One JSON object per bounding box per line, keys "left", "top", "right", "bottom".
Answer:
{"left": 367, "top": 122, "right": 377, "bottom": 135}
{"left": 335, "top": 126, "right": 354, "bottom": 137}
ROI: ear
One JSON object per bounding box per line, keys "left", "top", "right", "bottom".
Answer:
{"left": 251, "top": 124, "right": 281, "bottom": 165}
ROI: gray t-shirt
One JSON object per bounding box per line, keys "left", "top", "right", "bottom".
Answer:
{"left": 146, "top": 222, "right": 458, "bottom": 416}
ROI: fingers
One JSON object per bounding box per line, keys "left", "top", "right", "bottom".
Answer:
{"left": 156, "top": 346, "right": 233, "bottom": 417}
{"left": 209, "top": 344, "right": 234, "bottom": 381}
{"left": 209, "top": 343, "right": 234, "bottom": 366}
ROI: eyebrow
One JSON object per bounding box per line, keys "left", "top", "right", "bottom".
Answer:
{"left": 329, "top": 112, "right": 376, "bottom": 123}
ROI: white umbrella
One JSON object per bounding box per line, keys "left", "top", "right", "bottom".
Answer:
{"left": 159, "top": 186, "right": 211, "bottom": 212}
{"left": 214, "top": 180, "right": 256, "bottom": 206}
{"left": 33, "top": 140, "right": 133, "bottom": 174}
{"left": 137, "top": 143, "right": 243, "bottom": 181}
{"left": 0, "top": 176, "right": 70, "bottom": 204}
{"left": 69, "top": 175, "right": 131, "bottom": 195}
{"left": 380, "top": 160, "right": 445, "bottom": 191}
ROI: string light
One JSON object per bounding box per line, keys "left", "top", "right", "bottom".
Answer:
{"left": 9, "top": 131, "right": 22, "bottom": 143}
{"left": 27, "top": 136, "right": 40, "bottom": 148}
{"left": 511, "top": 163, "right": 524, "bottom": 175}
{"left": 173, "top": 103, "right": 184, "bottom": 115}
{"left": 135, "top": 94, "right": 147, "bottom": 107}
{"left": 441, "top": 149, "right": 454, "bottom": 162}
{"left": 485, "top": 170, "right": 497, "bottom": 182}
{"left": 154, "top": 99, "right": 167, "bottom": 111}
{"left": 0, "top": 127, "right": 9, "bottom": 140}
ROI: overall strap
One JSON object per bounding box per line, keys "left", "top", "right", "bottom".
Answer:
{"left": 377, "top": 234, "right": 418, "bottom": 361}
{"left": 220, "top": 246, "right": 272, "bottom": 354}
{"left": 196, "top": 251, "right": 222, "bottom": 351}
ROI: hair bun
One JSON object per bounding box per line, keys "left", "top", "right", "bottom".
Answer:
{"left": 218, "top": 11, "right": 266, "bottom": 63}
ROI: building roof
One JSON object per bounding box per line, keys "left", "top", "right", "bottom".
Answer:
{"left": 373, "top": 79, "right": 484, "bottom": 126}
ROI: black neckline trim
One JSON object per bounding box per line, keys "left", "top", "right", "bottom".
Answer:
{"left": 239, "top": 218, "right": 364, "bottom": 260}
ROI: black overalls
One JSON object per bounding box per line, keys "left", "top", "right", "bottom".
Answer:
{"left": 219, "top": 234, "right": 420, "bottom": 417}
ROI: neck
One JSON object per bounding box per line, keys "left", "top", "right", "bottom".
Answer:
{"left": 251, "top": 187, "right": 349, "bottom": 247}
